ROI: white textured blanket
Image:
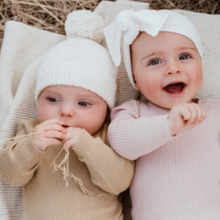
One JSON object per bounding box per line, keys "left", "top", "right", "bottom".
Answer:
{"left": 1, "top": 0, "right": 220, "bottom": 219}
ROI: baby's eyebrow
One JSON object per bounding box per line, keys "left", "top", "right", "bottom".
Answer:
{"left": 43, "top": 91, "right": 60, "bottom": 96}
{"left": 177, "top": 46, "right": 196, "bottom": 52}
{"left": 141, "top": 51, "right": 164, "bottom": 62}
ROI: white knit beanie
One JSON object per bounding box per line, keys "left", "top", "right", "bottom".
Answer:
{"left": 35, "top": 10, "right": 117, "bottom": 109}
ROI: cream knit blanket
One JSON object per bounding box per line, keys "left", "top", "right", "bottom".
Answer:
{"left": 1, "top": 0, "right": 220, "bottom": 219}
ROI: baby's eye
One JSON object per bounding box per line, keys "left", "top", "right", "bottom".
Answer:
{"left": 148, "top": 59, "right": 162, "bottom": 66}
{"left": 78, "top": 101, "right": 90, "bottom": 107}
{"left": 179, "top": 54, "right": 191, "bottom": 60}
{"left": 46, "top": 97, "right": 59, "bottom": 102}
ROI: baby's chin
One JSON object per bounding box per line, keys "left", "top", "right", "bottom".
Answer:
{"left": 152, "top": 99, "right": 194, "bottom": 109}
{"left": 151, "top": 102, "right": 173, "bottom": 110}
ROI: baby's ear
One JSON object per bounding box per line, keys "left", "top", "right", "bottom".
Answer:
{"left": 133, "top": 74, "right": 140, "bottom": 92}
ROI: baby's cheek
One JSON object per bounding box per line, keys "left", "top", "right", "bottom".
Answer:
{"left": 144, "top": 76, "right": 160, "bottom": 92}
{"left": 38, "top": 111, "right": 52, "bottom": 123}
{"left": 193, "top": 73, "right": 203, "bottom": 91}
{"left": 194, "top": 66, "right": 203, "bottom": 84}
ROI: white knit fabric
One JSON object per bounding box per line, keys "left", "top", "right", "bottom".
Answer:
{"left": 1, "top": 1, "right": 220, "bottom": 219}
{"left": 35, "top": 10, "right": 117, "bottom": 108}
{"left": 65, "top": 10, "right": 104, "bottom": 43}
{"left": 35, "top": 37, "right": 117, "bottom": 109}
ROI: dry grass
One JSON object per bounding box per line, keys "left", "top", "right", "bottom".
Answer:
{"left": 0, "top": 0, "right": 220, "bottom": 48}
{"left": 145, "top": 0, "right": 220, "bottom": 13}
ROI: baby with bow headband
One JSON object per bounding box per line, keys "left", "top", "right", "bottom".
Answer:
{"left": 104, "top": 9, "right": 220, "bottom": 220}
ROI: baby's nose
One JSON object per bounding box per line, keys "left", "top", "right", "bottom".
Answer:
{"left": 59, "top": 104, "right": 75, "bottom": 117}
{"left": 165, "top": 62, "right": 182, "bottom": 76}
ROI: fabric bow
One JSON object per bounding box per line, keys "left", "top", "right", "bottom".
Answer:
{"left": 104, "top": 10, "right": 169, "bottom": 67}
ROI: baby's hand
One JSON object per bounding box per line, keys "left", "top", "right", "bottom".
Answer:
{"left": 168, "top": 103, "right": 206, "bottom": 136}
{"left": 33, "top": 119, "right": 66, "bottom": 151}
{"left": 63, "top": 127, "right": 82, "bottom": 151}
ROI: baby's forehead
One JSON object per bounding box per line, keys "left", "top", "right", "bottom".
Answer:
{"left": 135, "top": 31, "right": 186, "bottom": 41}
{"left": 132, "top": 31, "right": 197, "bottom": 50}
{"left": 41, "top": 85, "right": 102, "bottom": 99}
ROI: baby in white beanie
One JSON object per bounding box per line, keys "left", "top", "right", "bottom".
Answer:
{"left": 104, "top": 9, "right": 220, "bottom": 220}
{"left": 0, "top": 10, "right": 134, "bottom": 220}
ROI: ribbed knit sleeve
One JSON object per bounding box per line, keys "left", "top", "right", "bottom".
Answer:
{"left": 108, "top": 100, "right": 173, "bottom": 160}
{"left": 73, "top": 129, "right": 134, "bottom": 195}
{"left": 0, "top": 119, "right": 42, "bottom": 186}
{"left": 110, "top": 99, "right": 220, "bottom": 220}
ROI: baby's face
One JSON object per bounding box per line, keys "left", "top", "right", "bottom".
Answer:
{"left": 37, "top": 85, "right": 107, "bottom": 135}
{"left": 131, "top": 31, "right": 203, "bottom": 109}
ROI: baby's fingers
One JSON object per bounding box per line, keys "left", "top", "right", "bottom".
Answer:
{"left": 194, "top": 105, "right": 206, "bottom": 123}
{"left": 174, "top": 105, "right": 191, "bottom": 121}
{"left": 64, "top": 130, "right": 74, "bottom": 140}
{"left": 63, "top": 141, "right": 71, "bottom": 152}
{"left": 43, "top": 123, "right": 66, "bottom": 133}
{"left": 42, "top": 120, "right": 65, "bottom": 132}
{"left": 34, "top": 119, "right": 65, "bottom": 134}
{"left": 42, "top": 119, "right": 63, "bottom": 125}
{"left": 199, "top": 107, "right": 206, "bottom": 122}
{"left": 44, "top": 130, "right": 66, "bottom": 140}
{"left": 185, "top": 104, "right": 199, "bottom": 124}
{"left": 45, "top": 138, "right": 63, "bottom": 147}
{"left": 186, "top": 104, "right": 206, "bottom": 125}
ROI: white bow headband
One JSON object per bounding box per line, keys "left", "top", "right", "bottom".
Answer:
{"left": 104, "top": 9, "right": 203, "bottom": 88}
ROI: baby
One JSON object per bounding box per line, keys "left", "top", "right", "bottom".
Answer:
{"left": 104, "top": 9, "right": 220, "bottom": 220}
{"left": 0, "top": 10, "right": 134, "bottom": 220}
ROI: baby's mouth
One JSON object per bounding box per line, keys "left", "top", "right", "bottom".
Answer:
{"left": 163, "top": 82, "right": 186, "bottom": 94}
{"left": 62, "top": 125, "right": 69, "bottom": 128}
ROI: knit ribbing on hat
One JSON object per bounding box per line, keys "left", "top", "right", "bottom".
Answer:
{"left": 35, "top": 38, "right": 117, "bottom": 109}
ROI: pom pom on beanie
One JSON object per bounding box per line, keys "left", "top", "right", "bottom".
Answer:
{"left": 65, "top": 10, "right": 104, "bottom": 43}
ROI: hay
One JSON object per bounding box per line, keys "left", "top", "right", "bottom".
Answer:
{"left": 0, "top": 0, "right": 220, "bottom": 49}
{"left": 145, "top": 0, "right": 220, "bottom": 13}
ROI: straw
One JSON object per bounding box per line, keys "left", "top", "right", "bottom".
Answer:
{"left": 1, "top": 0, "right": 220, "bottom": 48}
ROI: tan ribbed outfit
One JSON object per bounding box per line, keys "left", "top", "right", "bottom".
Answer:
{"left": 0, "top": 119, "right": 134, "bottom": 220}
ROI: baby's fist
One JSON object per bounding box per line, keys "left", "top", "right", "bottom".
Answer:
{"left": 168, "top": 103, "right": 206, "bottom": 136}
